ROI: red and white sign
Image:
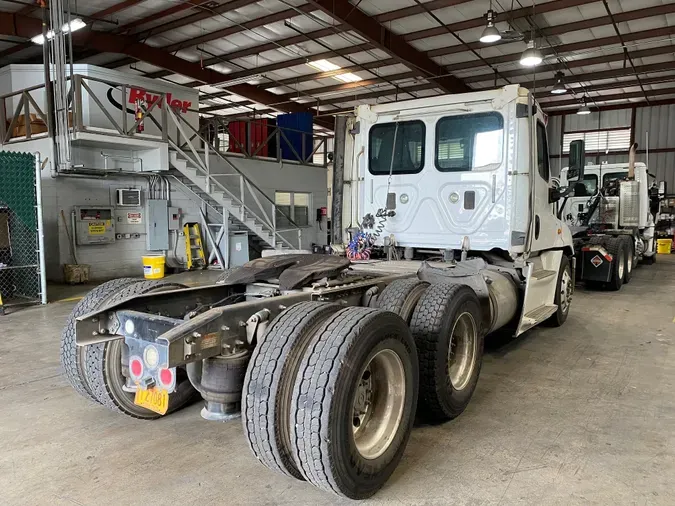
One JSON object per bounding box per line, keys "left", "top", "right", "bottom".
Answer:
{"left": 127, "top": 212, "right": 142, "bottom": 225}
{"left": 590, "top": 255, "right": 603, "bottom": 268}
{"left": 129, "top": 87, "right": 191, "bottom": 114}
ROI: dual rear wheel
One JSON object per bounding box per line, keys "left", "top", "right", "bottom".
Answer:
{"left": 60, "top": 279, "right": 198, "bottom": 419}
{"left": 242, "top": 279, "right": 485, "bottom": 498}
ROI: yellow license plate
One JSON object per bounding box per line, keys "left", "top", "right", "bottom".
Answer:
{"left": 134, "top": 387, "right": 169, "bottom": 415}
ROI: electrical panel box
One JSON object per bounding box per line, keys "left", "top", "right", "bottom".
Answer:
{"left": 116, "top": 188, "right": 142, "bottom": 207}
{"left": 168, "top": 207, "right": 181, "bottom": 231}
{"left": 74, "top": 206, "right": 116, "bottom": 245}
{"left": 229, "top": 232, "right": 249, "bottom": 267}
{"left": 114, "top": 208, "right": 144, "bottom": 234}
{"left": 147, "top": 200, "right": 169, "bottom": 251}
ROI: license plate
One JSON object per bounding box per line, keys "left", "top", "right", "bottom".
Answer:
{"left": 134, "top": 387, "right": 169, "bottom": 415}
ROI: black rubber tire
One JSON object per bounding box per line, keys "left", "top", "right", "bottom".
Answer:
{"left": 545, "top": 255, "right": 572, "bottom": 327}
{"left": 606, "top": 237, "right": 624, "bottom": 291}
{"left": 644, "top": 250, "right": 656, "bottom": 265}
{"left": 376, "top": 278, "right": 430, "bottom": 324}
{"left": 85, "top": 280, "right": 198, "bottom": 419}
{"left": 242, "top": 301, "right": 341, "bottom": 480}
{"left": 60, "top": 278, "right": 141, "bottom": 403}
{"left": 290, "top": 307, "right": 418, "bottom": 499}
{"left": 410, "top": 283, "right": 483, "bottom": 423}
{"left": 620, "top": 236, "right": 634, "bottom": 283}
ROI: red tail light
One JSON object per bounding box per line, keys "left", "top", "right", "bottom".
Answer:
{"left": 158, "top": 368, "right": 175, "bottom": 390}
{"left": 130, "top": 356, "right": 143, "bottom": 379}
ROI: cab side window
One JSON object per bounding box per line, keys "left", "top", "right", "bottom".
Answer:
{"left": 536, "top": 121, "right": 550, "bottom": 181}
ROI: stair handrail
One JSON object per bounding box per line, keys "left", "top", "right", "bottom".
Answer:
{"left": 168, "top": 138, "right": 297, "bottom": 250}
{"left": 163, "top": 106, "right": 303, "bottom": 249}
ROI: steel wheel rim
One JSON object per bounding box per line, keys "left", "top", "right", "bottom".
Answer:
{"left": 352, "top": 349, "right": 406, "bottom": 460}
{"left": 447, "top": 312, "right": 478, "bottom": 391}
{"left": 560, "top": 267, "right": 572, "bottom": 314}
{"left": 618, "top": 249, "right": 625, "bottom": 279}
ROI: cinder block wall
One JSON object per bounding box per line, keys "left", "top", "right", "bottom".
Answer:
{"left": 41, "top": 173, "right": 204, "bottom": 282}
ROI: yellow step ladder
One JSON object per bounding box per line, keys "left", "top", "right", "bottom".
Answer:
{"left": 184, "top": 222, "right": 206, "bottom": 270}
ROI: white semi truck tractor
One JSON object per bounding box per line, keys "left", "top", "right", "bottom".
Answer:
{"left": 62, "top": 84, "right": 585, "bottom": 499}
{"left": 559, "top": 144, "right": 664, "bottom": 291}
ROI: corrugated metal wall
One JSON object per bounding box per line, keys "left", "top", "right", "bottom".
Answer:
{"left": 547, "top": 105, "right": 675, "bottom": 188}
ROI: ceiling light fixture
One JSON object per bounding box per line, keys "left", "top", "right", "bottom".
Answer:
{"left": 307, "top": 59, "right": 340, "bottom": 72}
{"left": 480, "top": 9, "right": 501, "bottom": 43}
{"left": 577, "top": 96, "right": 591, "bottom": 115}
{"left": 31, "top": 18, "right": 86, "bottom": 44}
{"left": 520, "top": 40, "right": 543, "bottom": 67}
{"left": 334, "top": 73, "right": 362, "bottom": 83}
{"left": 551, "top": 71, "right": 567, "bottom": 94}
{"left": 214, "top": 74, "right": 263, "bottom": 88}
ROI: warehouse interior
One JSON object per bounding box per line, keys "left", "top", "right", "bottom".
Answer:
{"left": 1, "top": 0, "right": 675, "bottom": 504}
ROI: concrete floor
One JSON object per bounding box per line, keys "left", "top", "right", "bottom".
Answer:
{"left": 1, "top": 258, "right": 674, "bottom": 505}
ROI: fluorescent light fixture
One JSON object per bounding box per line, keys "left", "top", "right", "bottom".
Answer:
{"left": 480, "top": 10, "right": 501, "bottom": 43}
{"left": 65, "top": 18, "right": 86, "bottom": 33}
{"left": 306, "top": 59, "right": 362, "bottom": 83}
{"left": 307, "top": 59, "right": 341, "bottom": 72}
{"left": 31, "top": 18, "right": 86, "bottom": 44}
{"left": 520, "top": 40, "right": 543, "bottom": 67}
{"left": 215, "top": 74, "right": 263, "bottom": 88}
{"left": 551, "top": 71, "right": 567, "bottom": 94}
{"left": 577, "top": 96, "right": 591, "bottom": 115}
{"left": 334, "top": 73, "right": 362, "bottom": 83}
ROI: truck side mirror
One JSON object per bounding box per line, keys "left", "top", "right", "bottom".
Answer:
{"left": 548, "top": 187, "right": 561, "bottom": 204}
{"left": 567, "top": 140, "right": 585, "bottom": 183}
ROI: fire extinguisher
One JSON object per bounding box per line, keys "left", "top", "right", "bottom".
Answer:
{"left": 135, "top": 98, "right": 145, "bottom": 133}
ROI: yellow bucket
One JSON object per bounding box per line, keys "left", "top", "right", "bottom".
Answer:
{"left": 657, "top": 239, "right": 672, "bottom": 254}
{"left": 142, "top": 254, "right": 166, "bottom": 279}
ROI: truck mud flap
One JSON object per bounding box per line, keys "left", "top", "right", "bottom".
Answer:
{"left": 580, "top": 246, "right": 613, "bottom": 282}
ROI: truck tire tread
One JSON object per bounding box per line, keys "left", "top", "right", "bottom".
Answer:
{"left": 60, "top": 278, "right": 141, "bottom": 403}
{"left": 290, "top": 307, "right": 418, "bottom": 499}
{"left": 410, "top": 283, "right": 483, "bottom": 422}
{"left": 376, "top": 278, "right": 429, "bottom": 323}
{"left": 85, "top": 280, "right": 196, "bottom": 419}
{"left": 242, "top": 301, "right": 341, "bottom": 480}
{"left": 605, "top": 237, "right": 624, "bottom": 291}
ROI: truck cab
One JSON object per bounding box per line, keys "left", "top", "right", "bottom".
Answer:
{"left": 347, "top": 84, "right": 574, "bottom": 259}
{"left": 560, "top": 162, "right": 652, "bottom": 231}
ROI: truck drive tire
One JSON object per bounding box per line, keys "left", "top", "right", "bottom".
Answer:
{"left": 410, "top": 283, "right": 483, "bottom": 423}
{"left": 546, "top": 255, "right": 572, "bottom": 327}
{"left": 606, "top": 237, "right": 625, "bottom": 291}
{"left": 290, "top": 307, "right": 418, "bottom": 499}
{"left": 242, "top": 302, "right": 341, "bottom": 480}
{"left": 60, "top": 278, "right": 141, "bottom": 403}
{"left": 376, "top": 278, "right": 429, "bottom": 323}
{"left": 620, "top": 236, "right": 634, "bottom": 283}
{"left": 84, "top": 280, "right": 198, "bottom": 419}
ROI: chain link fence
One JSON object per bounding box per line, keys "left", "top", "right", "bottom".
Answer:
{"left": 0, "top": 151, "right": 45, "bottom": 311}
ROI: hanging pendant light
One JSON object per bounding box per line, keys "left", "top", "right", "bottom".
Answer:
{"left": 577, "top": 96, "right": 591, "bottom": 115}
{"left": 480, "top": 9, "right": 501, "bottom": 43}
{"left": 551, "top": 72, "right": 567, "bottom": 94}
{"left": 520, "top": 40, "right": 543, "bottom": 67}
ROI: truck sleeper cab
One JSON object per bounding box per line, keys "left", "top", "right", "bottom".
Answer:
{"left": 63, "top": 85, "right": 583, "bottom": 500}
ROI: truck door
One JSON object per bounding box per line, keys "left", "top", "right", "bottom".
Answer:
{"left": 364, "top": 112, "right": 508, "bottom": 251}
{"left": 529, "top": 120, "right": 559, "bottom": 252}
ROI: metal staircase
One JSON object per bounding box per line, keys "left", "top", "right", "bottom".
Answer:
{"left": 164, "top": 106, "right": 303, "bottom": 252}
